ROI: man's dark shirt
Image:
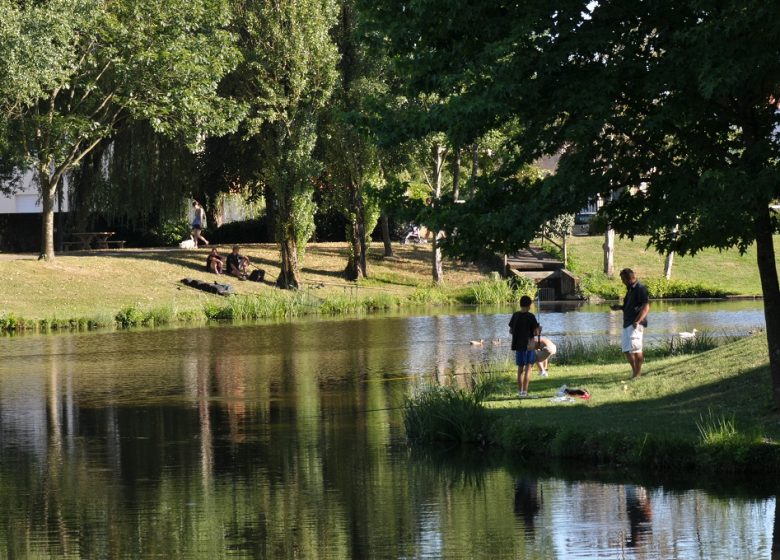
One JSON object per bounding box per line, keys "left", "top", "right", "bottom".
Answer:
{"left": 227, "top": 253, "right": 244, "bottom": 274}
{"left": 622, "top": 281, "right": 649, "bottom": 328}
{"left": 509, "top": 311, "right": 539, "bottom": 351}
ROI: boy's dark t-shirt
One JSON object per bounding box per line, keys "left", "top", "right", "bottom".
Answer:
{"left": 509, "top": 311, "right": 539, "bottom": 351}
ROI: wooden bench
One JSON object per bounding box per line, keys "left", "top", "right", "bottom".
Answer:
{"left": 105, "top": 240, "right": 126, "bottom": 249}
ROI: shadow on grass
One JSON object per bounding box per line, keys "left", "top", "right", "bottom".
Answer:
{"left": 497, "top": 362, "right": 776, "bottom": 440}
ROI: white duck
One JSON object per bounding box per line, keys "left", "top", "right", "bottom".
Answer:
{"left": 469, "top": 339, "right": 484, "bottom": 346}
{"left": 678, "top": 328, "right": 698, "bottom": 340}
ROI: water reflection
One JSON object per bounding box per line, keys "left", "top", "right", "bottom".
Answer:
{"left": 513, "top": 477, "right": 542, "bottom": 536}
{"left": 625, "top": 484, "right": 653, "bottom": 549}
{"left": 0, "top": 308, "right": 776, "bottom": 558}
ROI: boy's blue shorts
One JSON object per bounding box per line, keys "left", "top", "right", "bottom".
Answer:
{"left": 515, "top": 350, "right": 537, "bottom": 366}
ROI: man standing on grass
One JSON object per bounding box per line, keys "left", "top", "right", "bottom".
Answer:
{"left": 611, "top": 268, "right": 650, "bottom": 379}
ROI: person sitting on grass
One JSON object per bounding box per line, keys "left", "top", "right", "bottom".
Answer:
{"left": 205, "top": 248, "right": 224, "bottom": 275}
{"left": 226, "top": 245, "right": 250, "bottom": 280}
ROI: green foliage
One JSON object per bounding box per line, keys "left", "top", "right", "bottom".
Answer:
{"left": 403, "top": 383, "right": 492, "bottom": 445}
{"left": 408, "top": 286, "right": 454, "bottom": 305}
{"left": 642, "top": 278, "right": 729, "bottom": 299}
{"left": 115, "top": 305, "right": 144, "bottom": 328}
{"left": 1, "top": 0, "right": 243, "bottom": 257}
{"left": 579, "top": 273, "right": 730, "bottom": 300}
{"left": 0, "top": 313, "right": 21, "bottom": 332}
{"left": 554, "top": 338, "right": 626, "bottom": 365}
{"left": 230, "top": 0, "right": 339, "bottom": 284}
{"left": 362, "top": 0, "right": 780, "bottom": 312}
{"left": 115, "top": 305, "right": 174, "bottom": 328}
{"left": 151, "top": 217, "right": 192, "bottom": 247}
{"left": 509, "top": 275, "right": 538, "bottom": 297}
{"left": 695, "top": 410, "right": 765, "bottom": 470}
{"left": 664, "top": 330, "right": 719, "bottom": 356}
{"left": 467, "top": 278, "right": 532, "bottom": 305}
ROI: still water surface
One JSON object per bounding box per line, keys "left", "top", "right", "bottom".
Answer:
{"left": 0, "top": 302, "right": 777, "bottom": 559}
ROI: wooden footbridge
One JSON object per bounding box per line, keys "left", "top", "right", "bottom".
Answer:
{"left": 505, "top": 246, "right": 579, "bottom": 300}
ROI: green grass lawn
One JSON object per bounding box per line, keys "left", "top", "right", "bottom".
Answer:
{"left": 488, "top": 335, "right": 778, "bottom": 440}
{"left": 564, "top": 234, "right": 776, "bottom": 296}
{"left": 468, "top": 335, "right": 780, "bottom": 470}
{"left": 0, "top": 243, "right": 490, "bottom": 325}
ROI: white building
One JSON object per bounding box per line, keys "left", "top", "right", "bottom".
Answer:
{"left": 0, "top": 169, "right": 69, "bottom": 214}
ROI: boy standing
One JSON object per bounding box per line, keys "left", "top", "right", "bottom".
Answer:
{"left": 509, "top": 295, "right": 541, "bottom": 397}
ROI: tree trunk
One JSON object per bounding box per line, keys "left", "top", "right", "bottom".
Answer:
{"left": 345, "top": 223, "right": 361, "bottom": 281}
{"left": 356, "top": 186, "right": 367, "bottom": 278}
{"left": 344, "top": 183, "right": 368, "bottom": 280}
{"left": 276, "top": 236, "right": 301, "bottom": 289}
{"left": 664, "top": 251, "right": 674, "bottom": 280}
{"left": 432, "top": 143, "right": 445, "bottom": 284}
{"left": 452, "top": 145, "right": 461, "bottom": 201}
{"left": 432, "top": 231, "right": 444, "bottom": 284}
{"left": 603, "top": 227, "right": 615, "bottom": 276}
{"left": 380, "top": 210, "right": 393, "bottom": 258}
{"left": 38, "top": 168, "right": 58, "bottom": 262}
{"left": 664, "top": 224, "right": 678, "bottom": 280}
{"left": 754, "top": 206, "right": 780, "bottom": 409}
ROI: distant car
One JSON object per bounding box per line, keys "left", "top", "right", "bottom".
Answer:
{"left": 573, "top": 212, "right": 596, "bottom": 236}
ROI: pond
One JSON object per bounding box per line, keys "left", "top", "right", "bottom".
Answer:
{"left": 0, "top": 301, "right": 776, "bottom": 558}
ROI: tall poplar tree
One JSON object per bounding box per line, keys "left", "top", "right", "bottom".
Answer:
{"left": 233, "top": 0, "right": 339, "bottom": 289}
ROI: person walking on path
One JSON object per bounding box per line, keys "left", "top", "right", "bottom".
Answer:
{"left": 509, "top": 295, "right": 541, "bottom": 397}
{"left": 191, "top": 201, "right": 209, "bottom": 248}
{"left": 611, "top": 268, "right": 650, "bottom": 379}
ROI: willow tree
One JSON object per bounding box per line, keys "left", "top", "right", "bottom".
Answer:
{"left": 232, "top": 0, "right": 338, "bottom": 289}
{"left": 0, "top": 0, "right": 241, "bottom": 261}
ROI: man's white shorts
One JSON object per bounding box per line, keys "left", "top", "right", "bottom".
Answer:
{"left": 622, "top": 325, "right": 644, "bottom": 353}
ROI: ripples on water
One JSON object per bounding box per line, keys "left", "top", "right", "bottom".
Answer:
{"left": 0, "top": 302, "right": 776, "bottom": 558}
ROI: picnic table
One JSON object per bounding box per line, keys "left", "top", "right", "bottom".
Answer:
{"left": 66, "top": 232, "right": 120, "bottom": 250}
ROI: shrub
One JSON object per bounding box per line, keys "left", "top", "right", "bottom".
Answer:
{"left": 470, "top": 278, "right": 516, "bottom": 305}
{"left": 578, "top": 273, "right": 623, "bottom": 300}
{"left": 150, "top": 218, "right": 191, "bottom": 247}
{"left": 404, "top": 383, "right": 492, "bottom": 445}
{"left": 643, "top": 278, "right": 729, "bottom": 298}
{"left": 695, "top": 409, "right": 764, "bottom": 470}
{"left": 115, "top": 306, "right": 144, "bottom": 328}
{"left": 554, "top": 337, "right": 626, "bottom": 365}
{"left": 408, "top": 286, "right": 454, "bottom": 305}
{"left": 663, "top": 330, "right": 719, "bottom": 356}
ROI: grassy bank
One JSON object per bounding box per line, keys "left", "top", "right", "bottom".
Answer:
{"left": 405, "top": 335, "right": 780, "bottom": 473}
{"left": 564, "top": 234, "right": 780, "bottom": 298}
{"left": 0, "top": 235, "right": 775, "bottom": 332}
{"left": 0, "top": 243, "right": 510, "bottom": 332}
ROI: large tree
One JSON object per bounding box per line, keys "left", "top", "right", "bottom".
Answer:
{"left": 320, "top": 0, "right": 383, "bottom": 281}
{"left": 0, "top": 0, "right": 241, "bottom": 261}
{"left": 230, "top": 0, "right": 339, "bottom": 289}
{"left": 369, "top": 0, "right": 780, "bottom": 407}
